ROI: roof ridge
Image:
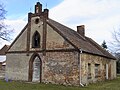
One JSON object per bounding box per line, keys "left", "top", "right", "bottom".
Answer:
{"left": 85, "top": 37, "right": 116, "bottom": 59}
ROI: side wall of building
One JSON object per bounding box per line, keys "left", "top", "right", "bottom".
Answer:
{"left": 43, "top": 51, "right": 79, "bottom": 86}
{"left": 6, "top": 51, "right": 79, "bottom": 86}
{"left": 81, "top": 53, "right": 116, "bottom": 84}
{"left": 9, "top": 28, "right": 27, "bottom": 51}
{"left": 6, "top": 51, "right": 116, "bottom": 85}
{"left": 6, "top": 53, "right": 31, "bottom": 81}
{"left": 6, "top": 15, "right": 77, "bottom": 84}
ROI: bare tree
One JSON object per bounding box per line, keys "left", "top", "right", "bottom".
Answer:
{"left": 111, "top": 29, "right": 120, "bottom": 53}
{"left": 111, "top": 28, "right": 120, "bottom": 74}
{"left": 115, "top": 53, "right": 120, "bottom": 73}
{"left": 0, "top": 3, "right": 12, "bottom": 41}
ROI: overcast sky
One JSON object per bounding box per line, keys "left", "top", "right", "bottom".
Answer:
{"left": 0, "top": 0, "right": 120, "bottom": 51}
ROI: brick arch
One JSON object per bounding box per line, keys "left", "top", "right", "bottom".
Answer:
{"left": 28, "top": 53, "right": 42, "bottom": 82}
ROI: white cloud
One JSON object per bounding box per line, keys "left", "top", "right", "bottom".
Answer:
{"left": 1, "top": 0, "right": 120, "bottom": 50}
{"left": 5, "top": 19, "right": 27, "bottom": 38}
{"left": 50, "top": 0, "right": 120, "bottom": 45}
{"left": 0, "top": 39, "right": 10, "bottom": 48}
{"left": 0, "top": 56, "right": 6, "bottom": 62}
{"left": 0, "top": 18, "right": 27, "bottom": 48}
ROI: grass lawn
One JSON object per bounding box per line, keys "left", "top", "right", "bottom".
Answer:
{"left": 0, "top": 76, "right": 120, "bottom": 90}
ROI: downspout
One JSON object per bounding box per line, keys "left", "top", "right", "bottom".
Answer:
{"left": 78, "top": 49, "right": 84, "bottom": 87}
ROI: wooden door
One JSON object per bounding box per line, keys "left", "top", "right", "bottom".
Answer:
{"left": 32, "top": 56, "right": 41, "bottom": 82}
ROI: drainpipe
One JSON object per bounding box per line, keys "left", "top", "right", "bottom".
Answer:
{"left": 78, "top": 49, "right": 84, "bottom": 87}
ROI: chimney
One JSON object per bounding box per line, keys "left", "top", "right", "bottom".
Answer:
{"left": 35, "top": 2, "right": 42, "bottom": 14}
{"left": 43, "top": 9, "right": 49, "bottom": 19}
{"left": 77, "top": 25, "right": 85, "bottom": 37}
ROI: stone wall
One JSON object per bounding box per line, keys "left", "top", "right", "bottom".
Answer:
{"left": 46, "top": 24, "right": 74, "bottom": 49}
{"left": 6, "top": 51, "right": 79, "bottom": 86}
{"left": 9, "top": 28, "right": 27, "bottom": 51}
{"left": 43, "top": 51, "right": 79, "bottom": 86}
{"left": 0, "top": 69, "right": 5, "bottom": 79}
{"left": 29, "top": 17, "right": 74, "bottom": 50}
{"left": 6, "top": 53, "right": 32, "bottom": 81}
{"left": 81, "top": 53, "right": 116, "bottom": 84}
{"left": 5, "top": 51, "right": 116, "bottom": 86}
{"left": 30, "top": 16, "right": 43, "bottom": 50}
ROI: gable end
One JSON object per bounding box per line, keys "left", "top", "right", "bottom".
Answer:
{"left": 47, "top": 21, "right": 79, "bottom": 51}
{"left": 7, "top": 24, "right": 28, "bottom": 52}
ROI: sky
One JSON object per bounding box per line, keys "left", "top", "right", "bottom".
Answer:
{"left": 0, "top": 0, "right": 120, "bottom": 51}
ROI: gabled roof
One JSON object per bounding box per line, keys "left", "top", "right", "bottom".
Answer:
{"left": 0, "top": 45, "right": 9, "bottom": 55}
{"left": 47, "top": 19, "right": 116, "bottom": 60}
{"left": 7, "top": 17, "right": 115, "bottom": 59}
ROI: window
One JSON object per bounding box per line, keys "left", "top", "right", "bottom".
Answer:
{"left": 104, "top": 64, "right": 106, "bottom": 77}
{"left": 35, "top": 18, "right": 39, "bottom": 24}
{"left": 95, "top": 64, "right": 100, "bottom": 78}
{"left": 88, "top": 63, "right": 91, "bottom": 79}
{"left": 32, "top": 31, "right": 40, "bottom": 48}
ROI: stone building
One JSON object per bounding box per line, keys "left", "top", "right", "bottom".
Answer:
{"left": 0, "top": 45, "right": 9, "bottom": 79}
{"left": 6, "top": 2, "right": 116, "bottom": 86}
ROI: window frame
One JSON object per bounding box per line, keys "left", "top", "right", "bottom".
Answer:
{"left": 32, "top": 31, "right": 40, "bottom": 48}
{"left": 88, "top": 63, "right": 92, "bottom": 79}
{"left": 95, "top": 64, "right": 100, "bottom": 78}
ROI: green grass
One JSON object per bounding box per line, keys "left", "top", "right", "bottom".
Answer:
{"left": 0, "top": 76, "right": 120, "bottom": 90}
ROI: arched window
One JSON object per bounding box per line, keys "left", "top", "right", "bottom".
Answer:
{"left": 32, "top": 31, "right": 40, "bottom": 48}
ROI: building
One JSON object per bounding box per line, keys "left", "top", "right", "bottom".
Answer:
{"left": 0, "top": 45, "right": 9, "bottom": 79}
{"left": 5, "top": 2, "right": 116, "bottom": 86}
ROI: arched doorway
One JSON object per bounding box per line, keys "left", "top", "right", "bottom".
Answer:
{"left": 28, "top": 53, "right": 42, "bottom": 82}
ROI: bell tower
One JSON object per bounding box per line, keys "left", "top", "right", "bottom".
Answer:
{"left": 35, "top": 2, "right": 42, "bottom": 14}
